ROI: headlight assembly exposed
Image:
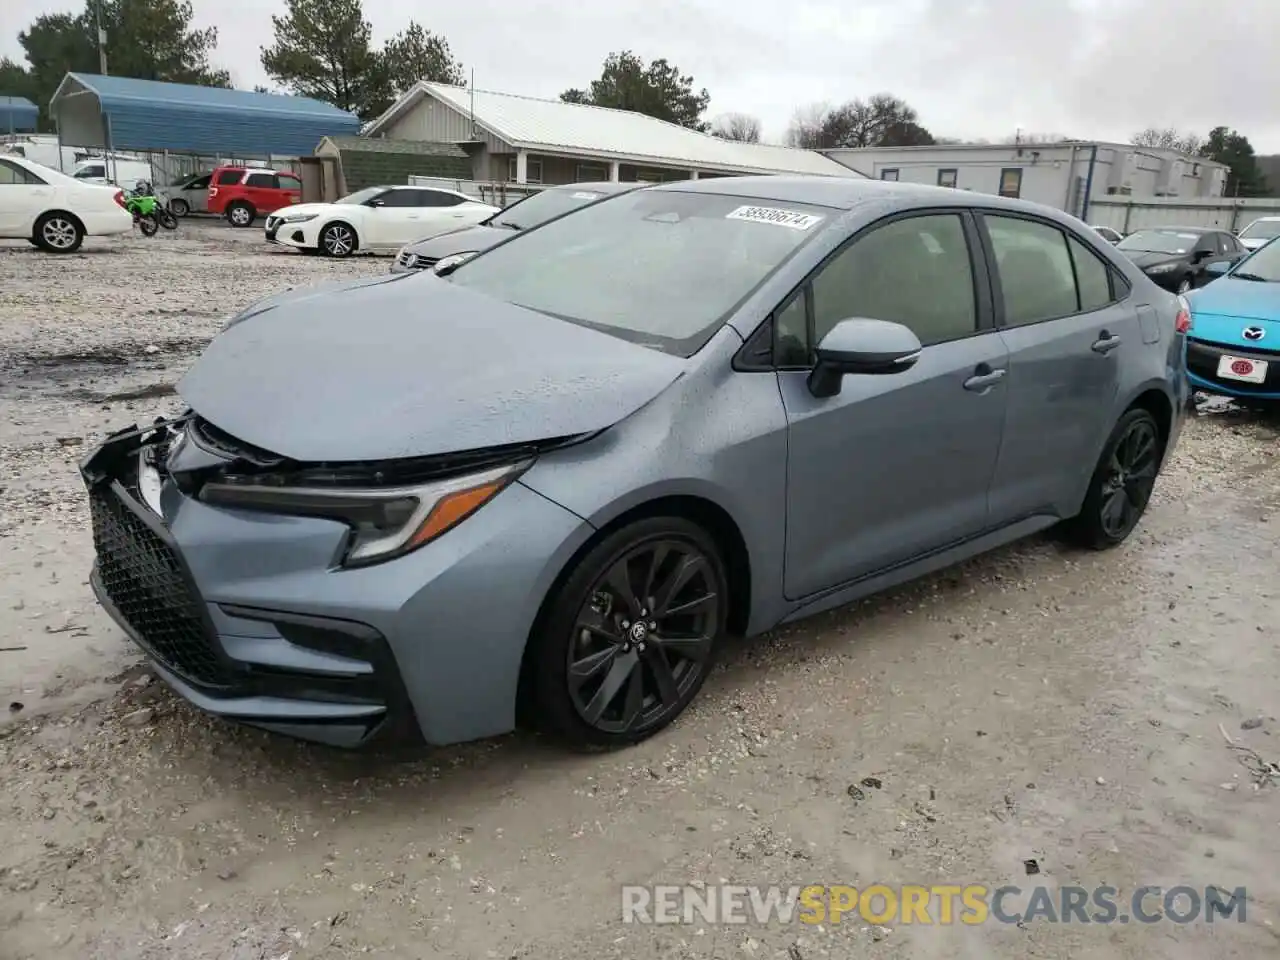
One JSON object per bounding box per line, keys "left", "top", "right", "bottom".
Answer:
{"left": 199, "top": 460, "right": 530, "bottom": 566}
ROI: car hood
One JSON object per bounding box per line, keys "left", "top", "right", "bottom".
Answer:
{"left": 1121, "top": 250, "right": 1187, "bottom": 269}
{"left": 402, "top": 223, "right": 508, "bottom": 258}
{"left": 1188, "top": 276, "right": 1280, "bottom": 323}
{"left": 268, "top": 202, "right": 344, "bottom": 219}
{"left": 178, "top": 275, "right": 687, "bottom": 463}
{"left": 1240, "top": 238, "right": 1270, "bottom": 249}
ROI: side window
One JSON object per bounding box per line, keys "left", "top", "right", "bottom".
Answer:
{"left": 986, "top": 215, "right": 1078, "bottom": 325}
{"left": 0, "top": 159, "right": 43, "bottom": 185}
{"left": 74, "top": 164, "right": 104, "bottom": 179}
{"left": 376, "top": 189, "right": 416, "bottom": 207}
{"left": 1067, "top": 234, "right": 1114, "bottom": 312}
{"left": 811, "top": 213, "right": 977, "bottom": 347}
{"left": 244, "top": 172, "right": 277, "bottom": 188}
{"left": 278, "top": 174, "right": 300, "bottom": 191}
{"left": 417, "top": 190, "right": 465, "bottom": 207}
{"left": 189, "top": 175, "right": 211, "bottom": 189}
{"left": 216, "top": 169, "right": 242, "bottom": 185}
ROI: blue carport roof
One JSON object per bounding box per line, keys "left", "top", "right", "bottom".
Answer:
{"left": 50, "top": 73, "right": 360, "bottom": 155}
{"left": 1, "top": 96, "right": 39, "bottom": 132}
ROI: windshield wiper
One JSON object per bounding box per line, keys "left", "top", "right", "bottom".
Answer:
{"left": 496, "top": 221, "right": 522, "bottom": 231}
{"left": 1231, "top": 272, "right": 1269, "bottom": 283}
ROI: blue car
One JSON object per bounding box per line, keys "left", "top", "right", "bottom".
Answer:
{"left": 1186, "top": 236, "right": 1280, "bottom": 401}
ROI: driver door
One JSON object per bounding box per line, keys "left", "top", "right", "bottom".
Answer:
{"left": 778, "top": 210, "right": 1009, "bottom": 599}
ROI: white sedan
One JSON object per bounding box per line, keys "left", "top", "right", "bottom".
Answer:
{"left": 264, "top": 185, "right": 500, "bottom": 257}
{"left": 0, "top": 154, "right": 133, "bottom": 252}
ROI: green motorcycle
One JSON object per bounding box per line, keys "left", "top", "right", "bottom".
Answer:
{"left": 125, "top": 181, "right": 178, "bottom": 236}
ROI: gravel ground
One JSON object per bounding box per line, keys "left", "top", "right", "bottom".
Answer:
{"left": 2, "top": 221, "right": 1280, "bottom": 959}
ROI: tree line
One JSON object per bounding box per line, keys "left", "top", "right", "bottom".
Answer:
{"left": 1, "top": 0, "right": 1272, "bottom": 196}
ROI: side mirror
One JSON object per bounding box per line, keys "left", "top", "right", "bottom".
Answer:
{"left": 1204, "top": 260, "right": 1232, "bottom": 278}
{"left": 367, "top": 198, "right": 385, "bottom": 208}
{"left": 1192, "top": 249, "right": 1214, "bottom": 263}
{"left": 807, "top": 318, "right": 923, "bottom": 399}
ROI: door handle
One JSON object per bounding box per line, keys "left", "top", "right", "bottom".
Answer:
{"left": 963, "top": 366, "right": 1006, "bottom": 392}
{"left": 1092, "top": 331, "right": 1122, "bottom": 354}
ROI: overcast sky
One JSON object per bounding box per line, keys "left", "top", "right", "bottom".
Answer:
{"left": 4, "top": 0, "right": 1279, "bottom": 151}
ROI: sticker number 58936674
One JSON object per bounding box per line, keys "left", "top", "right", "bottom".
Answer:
{"left": 725, "top": 205, "right": 824, "bottom": 231}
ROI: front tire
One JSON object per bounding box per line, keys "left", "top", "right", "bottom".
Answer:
{"left": 528, "top": 517, "right": 728, "bottom": 748}
{"left": 226, "top": 201, "right": 255, "bottom": 228}
{"left": 158, "top": 208, "right": 178, "bottom": 230}
{"left": 319, "top": 222, "right": 357, "bottom": 257}
{"left": 170, "top": 198, "right": 190, "bottom": 217}
{"left": 34, "top": 212, "right": 84, "bottom": 253}
{"left": 1066, "top": 408, "right": 1162, "bottom": 549}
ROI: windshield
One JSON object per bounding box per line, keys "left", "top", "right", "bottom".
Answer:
{"left": 1117, "top": 230, "right": 1200, "bottom": 255}
{"left": 448, "top": 190, "right": 829, "bottom": 356}
{"left": 488, "top": 188, "right": 616, "bottom": 230}
{"left": 1239, "top": 220, "right": 1280, "bottom": 242}
{"left": 336, "top": 187, "right": 384, "bottom": 205}
{"left": 1230, "top": 238, "right": 1280, "bottom": 283}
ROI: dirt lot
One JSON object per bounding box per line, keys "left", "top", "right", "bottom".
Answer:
{"left": 2, "top": 222, "right": 1280, "bottom": 960}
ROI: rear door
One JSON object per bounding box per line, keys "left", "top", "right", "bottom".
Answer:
{"left": 242, "top": 171, "right": 280, "bottom": 213}
{"left": 0, "top": 158, "right": 53, "bottom": 233}
{"left": 980, "top": 212, "right": 1135, "bottom": 522}
{"left": 779, "top": 209, "right": 1010, "bottom": 597}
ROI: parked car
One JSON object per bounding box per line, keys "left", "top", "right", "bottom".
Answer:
{"left": 1236, "top": 216, "right": 1280, "bottom": 252}
{"left": 1090, "top": 224, "right": 1122, "bottom": 244}
{"left": 162, "top": 172, "right": 211, "bottom": 217}
{"left": 0, "top": 153, "right": 132, "bottom": 252}
{"left": 72, "top": 156, "right": 153, "bottom": 186}
{"left": 391, "top": 181, "right": 641, "bottom": 273}
{"left": 1184, "top": 236, "right": 1280, "bottom": 402}
{"left": 80, "top": 177, "right": 1188, "bottom": 749}
{"left": 1115, "top": 226, "right": 1246, "bottom": 293}
{"left": 207, "top": 165, "right": 301, "bottom": 227}
{"left": 265, "top": 185, "right": 499, "bottom": 258}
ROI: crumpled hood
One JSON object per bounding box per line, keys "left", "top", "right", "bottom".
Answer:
{"left": 179, "top": 275, "right": 686, "bottom": 463}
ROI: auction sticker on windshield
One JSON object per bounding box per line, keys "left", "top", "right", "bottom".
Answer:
{"left": 726, "top": 206, "right": 824, "bottom": 230}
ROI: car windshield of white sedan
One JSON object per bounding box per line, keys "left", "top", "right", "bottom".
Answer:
{"left": 336, "top": 187, "right": 385, "bottom": 205}
{"left": 1232, "top": 240, "right": 1280, "bottom": 283}
{"left": 1239, "top": 220, "right": 1280, "bottom": 242}
{"left": 1117, "top": 231, "right": 1197, "bottom": 255}
{"left": 447, "top": 190, "right": 829, "bottom": 355}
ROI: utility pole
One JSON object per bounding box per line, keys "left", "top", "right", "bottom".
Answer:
{"left": 95, "top": 0, "right": 108, "bottom": 75}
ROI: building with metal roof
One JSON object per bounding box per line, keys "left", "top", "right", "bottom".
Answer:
{"left": 49, "top": 73, "right": 360, "bottom": 157}
{"left": 365, "top": 82, "right": 861, "bottom": 184}
{"left": 1, "top": 96, "right": 39, "bottom": 133}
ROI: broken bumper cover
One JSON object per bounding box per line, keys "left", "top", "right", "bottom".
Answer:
{"left": 79, "top": 419, "right": 591, "bottom": 747}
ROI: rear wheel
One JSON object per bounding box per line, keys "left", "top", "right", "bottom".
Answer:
{"left": 320, "top": 222, "right": 357, "bottom": 257}
{"left": 34, "top": 212, "right": 84, "bottom": 253}
{"left": 529, "top": 517, "right": 727, "bottom": 748}
{"left": 226, "top": 201, "right": 255, "bottom": 228}
{"left": 1066, "top": 408, "right": 1162, "bottom": 549}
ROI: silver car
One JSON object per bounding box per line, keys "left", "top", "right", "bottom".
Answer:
{"left": 389, "top": 180, "right": 640, "bottom": 274}
{"left": 81, "top": 176, "right": 1189, "bottom": 749}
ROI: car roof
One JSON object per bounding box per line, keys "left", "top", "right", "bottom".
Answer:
{"left": 1131, "top": 225, "right": 1215, "bottom": 233}
{"left": 648, "top": 174, "right": 1078, "bottom": 222}
{"left": 544, "top": 181, "right": 638, "bottom": 194}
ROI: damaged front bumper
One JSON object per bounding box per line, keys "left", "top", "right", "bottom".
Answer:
{"left": 79, "top": 416, "right": 594, "bottom": 748}
{"left": 80, "top": 418, "right": 418, "bottom": 748}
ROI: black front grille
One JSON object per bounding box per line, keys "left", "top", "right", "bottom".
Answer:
{"left": 90, "top": 487, "right": 231, "bottom": 687}
{"left": 1188, "top": 338, "right": 1280, "bottom": 394}
{"left": 410, "top": 256, "right": 437, "bottom": 270}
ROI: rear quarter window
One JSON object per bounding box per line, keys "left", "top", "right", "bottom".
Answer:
{"left": 216, "top": 170, "right": 243, "bottom": 185}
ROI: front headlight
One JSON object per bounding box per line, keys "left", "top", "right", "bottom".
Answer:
{"left": 280, "top": 213, "right": 317, "bottom": 224}
{"left": 1146, "top": 263, "right": 1178, "bottom": 273}
{"left": 433, "top": 251, "right": 479, "bottom": 274}
{"left": 199, "top": 460, "right": 529, "bottom": 566}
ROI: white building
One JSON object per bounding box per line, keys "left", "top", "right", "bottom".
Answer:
{"left": 824, "top": 141, "right": 1229, "bottom": 219}
{"left": 364, "top": 82, "right": 860, "bottom": 185}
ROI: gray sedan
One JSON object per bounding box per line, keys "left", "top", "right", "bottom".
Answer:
{"left": 389, "top": 180, "right": 641, "bottom": 273}
{"left": 80, "top": 176, "right": 1189, "bottom": 750}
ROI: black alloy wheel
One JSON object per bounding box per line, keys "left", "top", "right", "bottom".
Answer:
{"left": 1068, "top": 408, "right": 1162, "bottom": 548}
{"left": 531, "top": 517, "right": 727, "bottom": 747}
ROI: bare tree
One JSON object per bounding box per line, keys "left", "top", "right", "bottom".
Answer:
{"left": 711, "top": 112, "right": 762, "bottom": 143}
{"left": 785, "top": 102, "right": 831, "bottom": 148}
{"left": 1002, "top": 131, "right": 1072, "bottom": 145}
{"left": 1132, "top": 127, "right": 1203, "bottom": 156}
